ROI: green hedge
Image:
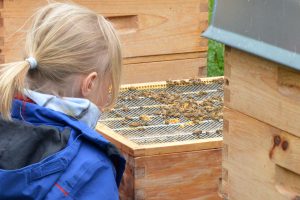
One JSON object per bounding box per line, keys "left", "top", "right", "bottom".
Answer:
{"left": 207, "top": 0, "right": 224, "bottom": 77}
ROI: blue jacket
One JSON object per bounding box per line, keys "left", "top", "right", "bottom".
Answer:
{"left": 0, "top": 99, "right": 125, "bottom": 200}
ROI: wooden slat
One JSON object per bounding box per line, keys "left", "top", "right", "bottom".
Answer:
{"left": 137, "top": 138, "right": 222, "bottom": 157}
{"left": 225, "top": 47, "right": 300, "bottom": 138}
{"left": 134, "top": 148, "right": 222, "bottom": 200}
{"left": 2, "top": 0, "right": 208, "bottom": 62}
{"left": 123, "top": 52, "right": 207, "bottom": 65}
{"left": 122, "top": 57, "right": 207, "bottom": 84}
{"left": 223, "top": 107, "right": 290, "bottom": 200}
{"left": 118, "top": 149, "right": 222, "bottom": 200}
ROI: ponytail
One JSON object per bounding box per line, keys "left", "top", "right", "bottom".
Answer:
{"left": 0, "top": 2, "right": 123, "bottom": 119}
{"left": 0, "top": 61, "right": 31, "bottom": 120}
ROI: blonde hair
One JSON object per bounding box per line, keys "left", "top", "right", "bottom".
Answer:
{"left": 0, "top": 2, "right": 122, "bottom": 119}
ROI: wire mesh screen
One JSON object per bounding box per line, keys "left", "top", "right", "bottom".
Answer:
{"left": 99, "top": 78, "right": 224, "bottom": 145}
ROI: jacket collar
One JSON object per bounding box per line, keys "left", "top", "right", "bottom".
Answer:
{"left": 24, "top": 90, "right": 101, "bottom": 129}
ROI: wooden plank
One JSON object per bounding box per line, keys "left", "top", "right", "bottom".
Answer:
{"left": 223, "top": 108, "right": 290, "bottom": 200}
{"left": 138, "top": 138, "right": 222, "bottom": 157}
{"left": 134, "top": 148, "right": 222, "bottom": 200}
{"left": 122, "top": 57, "right": 207, "bottom": 84}
{"left": 2, "top": 0, "right": 208, "bottom": 62}
{"left": 123, "top": 52, "right": 207, "bottom": 65}
{"left": 225, "top": 47, "right": 300, "bottom": 138}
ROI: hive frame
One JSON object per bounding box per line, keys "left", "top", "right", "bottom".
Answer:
{"left": 96, "top": 76, "right": 224, "bottom": 157}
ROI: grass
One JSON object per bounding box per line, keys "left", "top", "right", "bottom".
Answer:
{"left": 207, "top": 0, "right": 224, "bottom": 77}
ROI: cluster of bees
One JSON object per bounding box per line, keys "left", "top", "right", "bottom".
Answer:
{"left": 166, "top": 78, "right": 224, "bottom": 87}
{"left": 192, "top": 129, "right": 222, "bottom": 139}
{"left": 123, "top": 115, "right": 151, "bottom": 128}
{"left": 127, "top": 92, "right": 223, "bottom": 126}
{"left": 112, "top": 78, "right": 224, "bottom": 130}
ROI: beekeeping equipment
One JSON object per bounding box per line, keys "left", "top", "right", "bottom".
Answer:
{"left": 97, "top": 77, "right": 224, "bottom": 199}
{"left": 204, "top": 0, "right": 300, "bottom": 199}
{"left": 0, "top": 0, "right": 209, "bottom": 83}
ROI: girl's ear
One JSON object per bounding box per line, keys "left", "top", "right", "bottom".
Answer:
{"left": 81, "top": 72, "right": 98, "bottom": 97}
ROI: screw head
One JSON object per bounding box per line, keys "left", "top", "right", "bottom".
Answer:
{"left": 282, "top": 141, "right": 289, "bottom": 151}
{"left": 274, "top": 135, "right": 281, "bottom": 146}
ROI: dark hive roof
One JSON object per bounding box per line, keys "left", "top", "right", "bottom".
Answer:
{"left": 203, "top": 0, "right": 300, "bottom": 71}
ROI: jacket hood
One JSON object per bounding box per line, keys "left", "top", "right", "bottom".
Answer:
{"left": 0, "top": 99, "right": 125, "bottom": 199}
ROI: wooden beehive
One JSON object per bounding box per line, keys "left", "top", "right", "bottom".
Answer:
{"left": 96, "top": 77, "right": 224, "bottom": 200}
{"left": 0, "top": 0, "right": 209, "bottom": 83}
{"left": 98, "top": 124, "right": 222, "bottom": 200}
{"left": 219, "top": 47, "right": 300, "bottom": 200}
{"left": 204, "top": 0, "right": 300, "bottom": 199}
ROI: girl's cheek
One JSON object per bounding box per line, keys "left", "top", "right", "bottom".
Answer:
{"left": 94, "top": 77, "right": 111, "bottom": 109}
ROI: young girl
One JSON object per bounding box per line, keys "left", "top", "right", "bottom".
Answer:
{"left": 0, "top": 2, "right": 125, "bottom": 200}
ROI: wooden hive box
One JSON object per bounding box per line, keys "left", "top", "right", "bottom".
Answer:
{"left": 220, "top": 48, "right": 300, "bottom": 200}
{"left": 97, "top": 124, "right": 222, "bottom": 200}
{"left": 204, "top": 0, "right": 300, "bottom": 199}
{"left": 96, "top": 77, "right": 224, "bottom": 200}
{"left": 0, "top": 0, "right": 209, "bottom": 83}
